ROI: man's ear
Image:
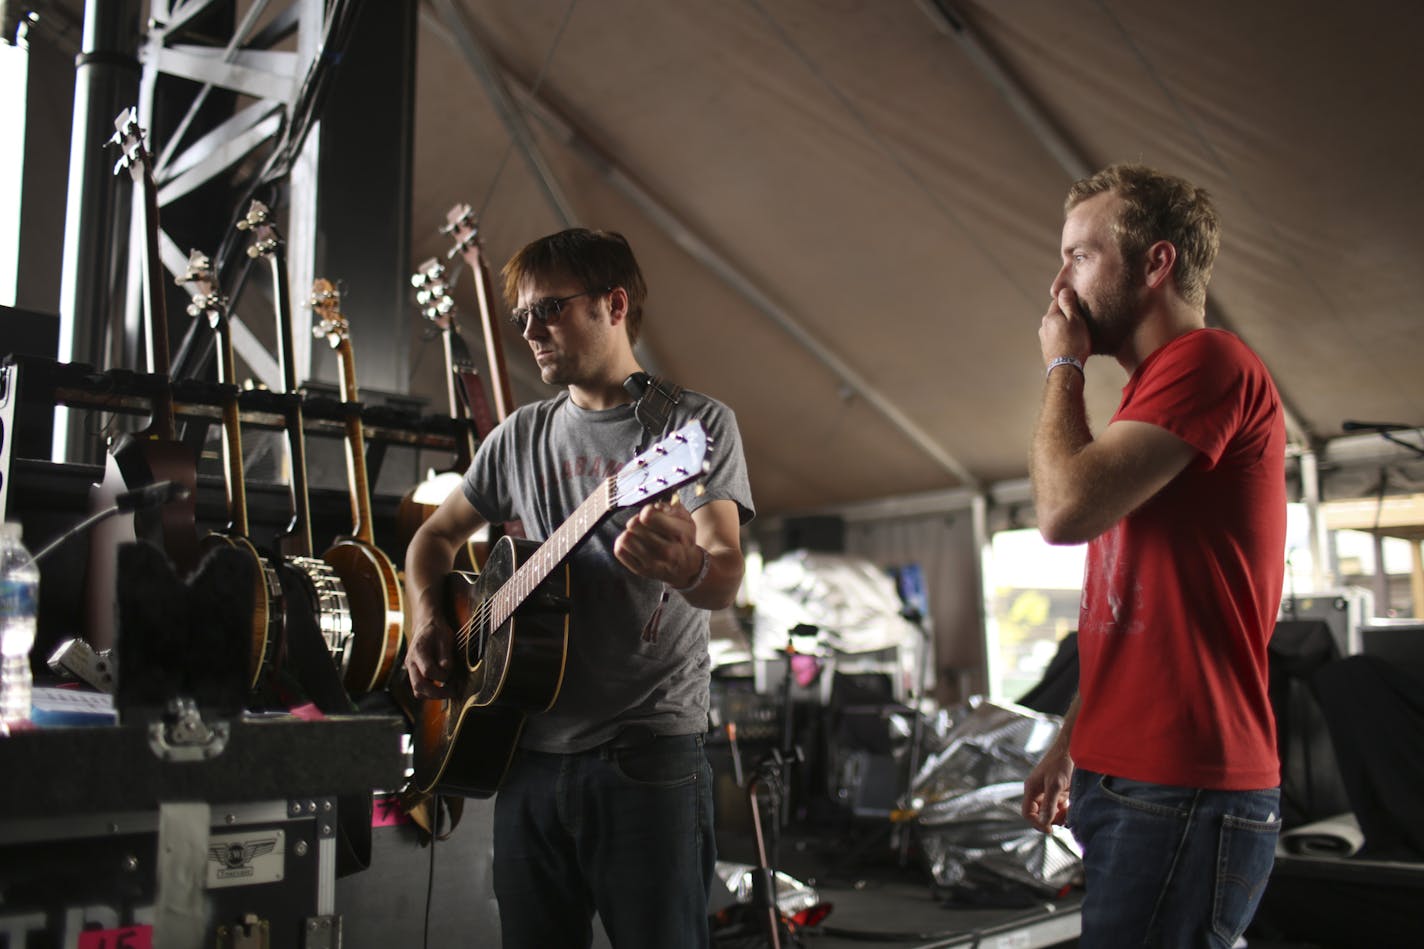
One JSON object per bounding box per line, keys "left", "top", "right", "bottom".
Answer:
{"left": 1142, "top": 240, "right": 1177, "bottom": 291}
{"left": 606, "top": 286, "right": 629, "bottom": 325}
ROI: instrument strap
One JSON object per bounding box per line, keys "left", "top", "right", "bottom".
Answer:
{"left": 624, "top": 372, "right": 685, "bottom": 453}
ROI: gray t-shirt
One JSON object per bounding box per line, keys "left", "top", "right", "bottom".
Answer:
{"left": 461, "top": 388, "right": 754, "bottom": 752}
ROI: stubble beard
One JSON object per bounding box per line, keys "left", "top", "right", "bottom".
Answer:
{"left": 1079, "top": 267, "right": 1143, "bottom": 357}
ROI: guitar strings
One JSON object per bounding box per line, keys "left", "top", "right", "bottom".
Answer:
{"left": 449, "top": 474, "right": 618, "bottom": 658}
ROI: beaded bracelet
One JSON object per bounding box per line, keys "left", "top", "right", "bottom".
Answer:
{"left": 1045, "top": 355, "right": 1085, "bottom": 379}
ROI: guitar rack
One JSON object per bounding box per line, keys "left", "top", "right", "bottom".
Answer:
{"left": 1, "top": 353, "right": 469, "bottom": 521}
{"left": 2, "top": 352, "right": 477, "bottom": 668}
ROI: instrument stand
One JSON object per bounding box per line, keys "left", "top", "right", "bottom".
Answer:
{"left": 745, "top": 749, "right": 796, "bottom": 949}
{"left": 897, "top": 606, "right": 934, "bottom": 868}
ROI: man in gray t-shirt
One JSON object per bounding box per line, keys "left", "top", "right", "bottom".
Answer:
{"left": 405, "top": 228, "right": 753, "bottom": 949}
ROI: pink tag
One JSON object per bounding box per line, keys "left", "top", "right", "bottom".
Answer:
{"left": 791, "top": 653, "right": 823, "bottom": 688}
{"left": 287, "top": 702, "right": 325, "bottom": 721}
{"left": 372, "top": 793, "right": 411, "bottom": 827}
{"left": 78, "top": 925, "right": 153, "bottom": 949}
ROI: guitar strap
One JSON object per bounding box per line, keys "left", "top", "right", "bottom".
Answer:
{"left": 624, "top": 372, "right": 685, "bottom": 453}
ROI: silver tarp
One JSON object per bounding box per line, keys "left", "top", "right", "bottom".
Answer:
{"left": 909, "top": 697, "right": 1081, "bottom": 895}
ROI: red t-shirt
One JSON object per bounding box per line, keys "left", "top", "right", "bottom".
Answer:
{"left": 1070, "top": 329, "right": 1286, "bottom": 790}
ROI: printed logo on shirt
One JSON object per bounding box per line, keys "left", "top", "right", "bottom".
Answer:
{"left": 562, "top": 456, "right": 623, "bottom": 480}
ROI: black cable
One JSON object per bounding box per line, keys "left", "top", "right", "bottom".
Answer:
{"left": 424, "top": 812, "right": 437, "bottom": 949}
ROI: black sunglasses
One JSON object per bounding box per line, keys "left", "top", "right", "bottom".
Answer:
{"left": 509, "top": 287, "right": 611, "bottom": 331}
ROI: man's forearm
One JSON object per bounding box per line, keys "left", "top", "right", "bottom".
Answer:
{"left": 1030, "top": 368, "right": 1094, "bottom": 541}
{"left": 678, "top": 545, "right": 744, "bottom": 611}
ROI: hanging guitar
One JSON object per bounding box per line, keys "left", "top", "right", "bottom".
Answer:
{"left": 177, "top": 250, "right": 284, "bottom": 690}
{"left": 237, "top": 200, "right": 354, "bottom": 687}
{"left": 309, "top": 278, "right": 406, "bottom": 694}
{"left": 404, "top": 420, "right": 709, "bottom": 799}
{"left": 441, "top": 202, "right": 516, "bottom": 421}
{"left": 398, "top": 257, "right": 495, "bottom": 570}
{"left": 85, "top": 108, "right": 202, "bottom": 649}
{"left": 441, "top": 203, "right": 526, "bottom": 543}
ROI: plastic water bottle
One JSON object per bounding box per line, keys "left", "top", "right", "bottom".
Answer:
{"left": 0, "top": 521, "right": 39, "bottom": 732}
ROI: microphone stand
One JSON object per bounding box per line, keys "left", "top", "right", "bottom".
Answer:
{"left": 30, "top": 482, "right": 189, "bottom": 565}
{"left": 897, "top": 606, "right": 933, "bottom": 867}
{"left": 29, "top": 482, "right": 188, "bottom": 693}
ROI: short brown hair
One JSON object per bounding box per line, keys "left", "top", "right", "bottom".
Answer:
{"left": 501, "top": 228, "right": 648, "bottom": 344}
{"left": 1066, "top": 164, "right": 1220, "bottom": 307}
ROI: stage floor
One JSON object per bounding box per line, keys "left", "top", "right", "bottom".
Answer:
{"left": 713, "top": 826, "right": 1082, "bottom": 949}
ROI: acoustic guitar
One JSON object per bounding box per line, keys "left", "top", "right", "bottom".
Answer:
{"left": 440, "top": 204, "right": 527, "bottom": 545}
{"left": 85, "top": 109, "right": 201, "bottom": 649}
{"left": 442, "top": 202, "right": 516, "bottom": 421}
{"left": 309, "top": 278, "right": 406, "bottom": 694}
{"left": 403, "top": 419, "right": 709, "bottom": 798}
{"left": 399, "top": 257, "right": 499, "bottom": 568}
{"left": 177, "top": 250, "right": 283, "bottom": 690}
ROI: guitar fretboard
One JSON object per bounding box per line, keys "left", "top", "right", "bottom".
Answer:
{"left": 488, "top": 478, "right": 614, "bottom": 630}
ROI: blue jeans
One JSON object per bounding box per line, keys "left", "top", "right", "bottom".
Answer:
{"left": 1068, "top": 769, "right": 1281, "bottom": 948}
{"left": 492, "top": 733, "right": 716, "bottom": 949}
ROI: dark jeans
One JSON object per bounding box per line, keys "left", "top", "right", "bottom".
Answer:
{"left": 492, "top": 733, "right": 716, "bottom": 949}
{"left": 1068, "top": 769, "right": 1281, "bottom": 948}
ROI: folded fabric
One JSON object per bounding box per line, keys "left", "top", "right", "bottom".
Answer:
{"left": 1280, "top": 812, "right": 1363, "bottom": 857}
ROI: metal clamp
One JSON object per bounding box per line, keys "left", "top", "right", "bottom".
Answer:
{"left": 147, "top": 697, "right": 230, "bottom": 762}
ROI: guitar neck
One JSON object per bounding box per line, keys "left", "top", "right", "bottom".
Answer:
{"left": 268, "top": 251, "right": 315, "bottom": 558}
{"left": 334, "top": 337, "right": 377, "bottom": 546}
{"left": 466, "top": 251, "right": 516, "bottom": 421}
{"left": 136, "top": 154, "right": 177, "bottom": 440}
{"left": 489, "top": 479, "right": 614, "bottom": 630}
{"left": 212, "top": 315, "right": 250, "bottom": 537}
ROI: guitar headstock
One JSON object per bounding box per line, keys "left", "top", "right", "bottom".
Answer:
{"left": 310, "top": 278, "right": 348, "bottom": 349}
{"left": 176, "top": 249, "right": 227, "bottom": 328}
{"left": 411, "top": 257, "right": 457, "bottom": 328}
{"left": 236, "top": 199, "right": 282, "bottom": 260}
{"left": 108, "top": 107, "right": 151, "bottom": 181}
{"left": 613, "top": 420, "right": 711, "bottom": 509}
{"left": 441, "top": 202, "right": 481, "bottom": 263}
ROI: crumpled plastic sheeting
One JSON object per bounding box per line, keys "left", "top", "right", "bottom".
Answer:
{"left": 909, "top": 698, "right": 1081, "bottom": 895}
{"left": 714, "top": 860, "right": 821, "bottom": 916}
{"left": 751, "top": 551, "right": 922, "bottom": 656}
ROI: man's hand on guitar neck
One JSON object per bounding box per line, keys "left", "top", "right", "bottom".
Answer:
{"left": 614, "top": 496, "right": 745, "bottom": 611}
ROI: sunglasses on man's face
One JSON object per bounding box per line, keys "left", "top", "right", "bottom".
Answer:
{"left": 508, "top": 287, "right": 610, "bottom": 331}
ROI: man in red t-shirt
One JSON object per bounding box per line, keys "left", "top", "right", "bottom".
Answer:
{"left": 1021, "top": 165, "right": 1286, "bottom": 947}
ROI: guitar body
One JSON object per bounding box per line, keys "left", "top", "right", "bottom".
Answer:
{"left": 112, "top": 432, "right": 201, "bottom": 572}
{"left": 85, "top": 433, "right": 200, "bottom": 650}
{"left": 400, "top": 420, "right": 708, "bottom": 800}
{"left": 201, "top": 532, "right": 279, "bottom": 689}
{"left": 323, "top": 538, "right": 404, "bottom": 694}
{"left": 407, "top": 537, "right": 571, "bottom": 798}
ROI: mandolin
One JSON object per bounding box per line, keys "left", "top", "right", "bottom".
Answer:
{"left": 177, "top": 250, "right": 283, "bottom": 690}
{"left": 85, "top": 109, "right": 201, "bottom": 649}
{"left": 403, "top": 420, "right": 709, "bottom": 798}
{"left": 237, "top": 201, "right": 353, "bottom": 679}
{"left": 309, "top": 278, "right": 406, "bottom": 694}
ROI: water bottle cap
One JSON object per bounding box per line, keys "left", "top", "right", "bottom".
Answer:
{"left": 0, "top": 522, "right": 19, "bottom": 541}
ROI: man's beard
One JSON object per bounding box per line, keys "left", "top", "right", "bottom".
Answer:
{"left": 1078, "top": 267, "right": 1142, "bottom": 357}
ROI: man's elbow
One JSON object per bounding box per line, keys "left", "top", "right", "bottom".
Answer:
{"left": 1035, "top": 504, "right": 1100, "bottom": 546}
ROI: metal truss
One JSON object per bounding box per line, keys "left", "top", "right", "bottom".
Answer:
{"left": 135, "top": 0, "right": 331, "bottom": 391}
